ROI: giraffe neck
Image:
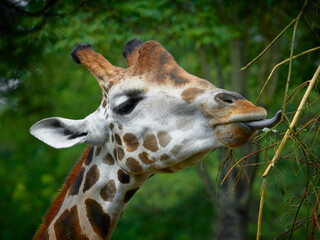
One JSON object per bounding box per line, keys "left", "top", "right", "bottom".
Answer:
{"left": 37, "top": 146, "right": 150, "bottom": 240}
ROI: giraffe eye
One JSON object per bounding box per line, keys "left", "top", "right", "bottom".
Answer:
{"left": 114, "top": 97, "right": 144, "bottom": 115}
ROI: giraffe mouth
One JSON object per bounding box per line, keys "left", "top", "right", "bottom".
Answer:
{"left": 241, "top": 110, "right": 282, "bottom": 130}
{"left": 211, "top": 110, "right": 281, "bottom": 131}
{"left": 212, "top": 110, "right": 282, "bottom": 148}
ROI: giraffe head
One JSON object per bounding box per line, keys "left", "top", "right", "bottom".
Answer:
{"left": 30, "top": 39, "right": 280, "bottom": 174}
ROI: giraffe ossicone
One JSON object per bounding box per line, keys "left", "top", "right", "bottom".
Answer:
{"left": 31, "top": 39, "right": 280, "bottom": 240}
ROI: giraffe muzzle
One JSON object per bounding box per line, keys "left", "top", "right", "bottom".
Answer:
{"left": 243, "top": 110, "right": 282, "bottom": 130}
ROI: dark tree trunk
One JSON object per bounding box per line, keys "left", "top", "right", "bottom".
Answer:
{"left": 216, "top": 35, "right": 280, "bottom": 239}
{"left": 216, "top": 38, "right": 254, "bottom": 240}
{"left": 257, "top": 40, "right": 280, "bottom": 107}
{"left": 199, "top": 45, "right": 211, "bottom": 81}
{"left": 195, "top": 37, "right": 277, "bottom": 240}
{"left": 195, "top": 5, "right": 282, "bottom": 240}
{"left": 229, "top": 39, "right": 248, "bottom": 97}
{"left": 216, "top": 144, "right": 259, "bottom": 240}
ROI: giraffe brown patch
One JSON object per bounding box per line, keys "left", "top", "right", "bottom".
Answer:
{"left": 123, "top": 133, "right": 139, "bottom": 152}
{"left": 126, "top": 157, "right": 143, "bottom": 173}
{"left": 159, "top": 51, "right": 170, "bottom": 65}
{"left": 116, "top": 147, "right": 124, "bottom": 161}
{"left": 176, "top": 117, "right": 193, "bottom": 131}
{"left": 143, "top": 132, "right": 158, "bottom": 152}
{"left": 68, "top": 167, "right": 85, "bottom": 196}
{"left": 199, "top": 79, "right": 213, "bottom": 87}
{"left": 169, "top": 66, "right": 190, "bottom": 86}
{"left": 160, "top": 153, "right": 172, "bottom": 164}
{"left": 113, "top": 148, "right": 117, "bottom": 160}
{"left": 115, "top": 134, "right": 122, "bottom": 145}
{"left": 124, "top": 188, "right": 139, "bottom": 203}
{"left": 102, "top": 153, "right": 115, "bottom": 165}
{"left": 112, "top": 135, "right": 114, "bottom": 142}
{"left": 171, "top": 144, "right": 184, "bottom": 156}
{"left": 109, "top": 123, "right": 114, "bottom": 129}
{"left": 85, "top": 198, "right": 111, "bottom": 239}
{"left": 85, "top": 147, "right": 94, "bottom": 166}
{"left": 54, "top": 206, "right": 89, "bottom": 240}
{"left": 95, "top": 146, "right": 101, "bottom": 156}
{"left": 139, "top": 152, "right": 156, "bottom": 165}
{"left": 103, "top": 85, "right": 108, "bottom": 93}
{"left": 118, "top": 123, "right": 123, "bottom": 130}
{"left": 157, "top": 131, "right": 172, "bottom": 148}
{"left": 102, "top": 99, "right": 107, "bottom": 108}
{"left": 100, "top": 180, "right": 116, "bottom": 202}
{"left": 117, "top": 169, "right": 130, "bottom": 184}
{"left": 108, "top": 81, "right": 114, "bottom": 89}
{"left": 181, "top": 87, "right": 205, "bottom": 103}
{"left": 83, "top": 165, "right": 100, "bottom": 193}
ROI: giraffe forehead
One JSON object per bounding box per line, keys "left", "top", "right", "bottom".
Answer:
{"left": 106, "top": 67, "right": 215, "bottom": 102}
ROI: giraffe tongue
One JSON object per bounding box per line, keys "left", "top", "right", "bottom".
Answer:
{"left": 244, "top": 110, "right": 282, "bottom": 130}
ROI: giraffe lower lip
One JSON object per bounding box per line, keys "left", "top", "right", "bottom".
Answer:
{"left": 243, "top": 110, "right": 282, "bottom": 130}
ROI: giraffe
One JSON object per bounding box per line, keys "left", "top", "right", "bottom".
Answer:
{"left": 30, "top": 39, "right": 281, "bottom": 240}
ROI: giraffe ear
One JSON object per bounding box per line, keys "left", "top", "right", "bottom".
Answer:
{"left": 30, "top": 117, "right": 89, "bottom": 149}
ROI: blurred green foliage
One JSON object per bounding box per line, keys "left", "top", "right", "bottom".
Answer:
{"left": 0, "top": 0, "right": 319, "bottom": 239}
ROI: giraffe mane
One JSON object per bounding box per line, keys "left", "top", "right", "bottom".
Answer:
{"left": 33, "top": 146, "right": 91, "bottom": 240}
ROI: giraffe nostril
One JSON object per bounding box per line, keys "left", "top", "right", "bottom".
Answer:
{"left": 215, "top": 93, "right": 238, "bottom": 104}
{"left": 222, "top": 98, "right": 233, "bottom": 104}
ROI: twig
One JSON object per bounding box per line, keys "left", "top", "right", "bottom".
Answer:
{"left": 256, "top": 64, "right": 320, "bottom": 240}
{"left": 282, "top": 0, "right": 307, "bottom": 114}
{"left": 255, "top": 46, "right": 320, "bottom": 104}
{"left": 263, "top": 65, "right": 320, "bottom": 177}
{"left": 256, "top": 178, "right": 267, "bottom": 240}
{"left": 241, "top": 19, "right": 296, "bottom": 71}
{"left": 221, "top": 142, "right": 279, "bottom": 185}
{"left": 309, "top": 187, "right": 320, "bottom": 239}
{"left": 288, "top": 163, "right": 309, "bottom": 239}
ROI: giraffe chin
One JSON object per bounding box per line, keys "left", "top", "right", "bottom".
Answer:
{"left": 213, "top": 122, "right": 255, "bottom": 149}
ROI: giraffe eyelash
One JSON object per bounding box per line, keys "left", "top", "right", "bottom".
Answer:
{"left": 114, "top": 97, "right": 144, "bottom": 115}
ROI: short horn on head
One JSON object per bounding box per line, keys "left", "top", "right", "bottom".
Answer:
{"left": 70, "top": 44, "right": 123, "bottom": 84}
{"left": 123, "top": 39, "right": 143, "bottom": 67}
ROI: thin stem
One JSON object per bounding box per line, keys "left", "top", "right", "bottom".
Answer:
{"left": 241, "top": 19, "right": 296, "bottom": 71}
{"left": 263, "top": 64, "right": 320, "bottom": 177}
{"left": 255, "top": 46, "right": 320, "bottom": 104}
{"left": 309, "top": 186, "right": 320, "bottom": 238}
{"left": 256, "top": 178, "right": 267, "bottom": 240}
{"left": 282, "top": 0, "right": 307, "bottom": 114}
{"left": 256, "top": 64, "right": 320, "bottom": 240}
{"left": 221, "top": 142, "right": 279, "bottom": 185}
